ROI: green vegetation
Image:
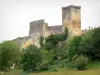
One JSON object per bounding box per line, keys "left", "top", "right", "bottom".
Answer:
{"left": 0, "top": 41, "right": 20, "bottom": 72}
{"left": 67, "top": 36, "right": 82, "bottom": 61}
{"left": 0, "top": 27, "right": 100, "bottom": 75}
{"left": 39, "top": 36, "right": 44, "bottom": 49}
{"left": 52, "top": 42, "right": 67, "bottom": 60}
{"left": 71, "top": 55, "right": 88, "bottom": 70}
{"left": 2, "top": 64, "right": 100, "bottom": 75}
{"left": 43, "top": 27, "right": 68, "bottom": 51}
{"left": 21, "top": 45, "right": 42, "bottom": 72}
{"left": 79, "top": 27, "right": 100, "bottom": 60}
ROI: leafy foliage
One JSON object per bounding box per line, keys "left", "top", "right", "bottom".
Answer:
{"left": 38, "top": 49, "right": 54, "bottom": 71}
{"left": 67, "top": 36, "right": 82, "bottom": 61}
{"left": 0, "top": 41, "right": 20, "bottom": 71}
{"left": 38, "top": 60, "right": 49, "bottom": 71}
{"left": 43, "top": 42, "right": 54, "bottom": 51}
{"left": 53, "top": 41, "right": 67, "bottom": 60}
{"left": 42, "top": 49, "right": 54, "bottom": 63}
{"left": 39, "top": 36, "right": 44, "bottom": 49}
{"left": 72, "top": 55, "right": 88, "bottom": 70}
{"left": 44, "top": 27, "right": 68, "bottom": 51}
{"left": 79, "top": 27, "right": 100, "bottom": 60}
{"left": 21, "top": 45, "right": 42, "bottom": 72}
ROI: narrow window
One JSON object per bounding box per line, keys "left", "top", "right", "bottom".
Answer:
{"left": 68, "top": 17, "right": 69, "bottom": 19}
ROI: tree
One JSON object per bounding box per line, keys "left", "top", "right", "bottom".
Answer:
{"left": 52, "top": 41, "right": 67, "bottom": 60}
{"left": 43, "top": 42, "right": 54, "bottom": 51}
{"left": 79, "top": 27, "right": 100, "bottom": 60}
{"left": 0, "top": 41, "right": 20, "bottom": 71}
{"left": 39, "top": 36, "right": 44, "bottom": 49}
{"left": 44, "top": 27, "right": 68, "bottom": 51}
{"left": 79, "top": 30, "right": 93, "bottom": 59}
{"left": 21, "top": 45, "right": 42, "bottom": 72}
{"left": 91, "top": 27, "right": 100, "bottom": 59}
{"left": 67, "top": 36, "right": 82, "bottom": 62}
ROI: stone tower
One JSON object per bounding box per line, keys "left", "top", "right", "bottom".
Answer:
{"left": 62, "top": 5, "right": 81, "bottom": 38}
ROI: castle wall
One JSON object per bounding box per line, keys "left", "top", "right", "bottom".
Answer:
{"left": 13, "top": 36, "right": 32, "bottom": 49}
{"left": 29, "top": 19, "right": 45, "bottom": 39}
{"left": 14, "top": 5, "right": 82, "bottom": 48}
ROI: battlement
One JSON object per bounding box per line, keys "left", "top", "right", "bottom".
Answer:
{"left": 62, "top": 5, "right": 81, "bottom": 10}
{"left": 14, "top": 5, "right": 82, "bottom": 48}
{"left": 30, "top": 19, "right": 44, "bottom": 24}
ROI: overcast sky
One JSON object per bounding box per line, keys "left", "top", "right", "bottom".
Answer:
{"left": 0, "top": 0, "right": 100, "bottom": 42}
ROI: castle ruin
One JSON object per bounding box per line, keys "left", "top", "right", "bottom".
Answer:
{"left": 13, "top": 5, "right": 84, "bottom": 49}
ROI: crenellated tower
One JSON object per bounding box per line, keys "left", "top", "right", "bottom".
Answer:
{"left": 62, "top": 5, "right": 81, "bottom": 38}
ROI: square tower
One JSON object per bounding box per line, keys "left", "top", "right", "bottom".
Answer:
{"left": 62, "top": 5, "right": 81, "bottom": 38}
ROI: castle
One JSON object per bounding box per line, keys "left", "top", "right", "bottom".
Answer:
{"left": 13, "top": 5, "right": 85, "bottom": 49}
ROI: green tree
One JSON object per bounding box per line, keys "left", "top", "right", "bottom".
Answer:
{"left": 53, "top": 41, "right": 67, "bottom": 60}
{"left": 0, "top": 41, "right": 20, "bottom": 71}
{"left": 44, "top": 27, "right": 68, "bottom": 51}
{"left": 39, "top": 36, "right": 44, "bottom": 49}
{"left": 67, "top": 36, "right": 82, "bottom": 62}
{"left": 91, "top": 27, "right": 100, "bottom": 59}
{"left": 79, "top": 27, "right": 100, "bottom": 60}
{"left": 43, "top": 42, "right": 54, "bottom": 51}
{"left": 79, "top": 30, "right": 93, "bottom": 59}
{"left": 21, "top": 45, "right": 42, "bottom": 72}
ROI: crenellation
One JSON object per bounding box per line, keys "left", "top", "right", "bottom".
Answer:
{"left": 14, "top": 5, "right": 85, "bottom": 48}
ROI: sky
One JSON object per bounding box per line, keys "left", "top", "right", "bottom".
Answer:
{"left": 0, "top": 0, "right": 100, "bottom": 42}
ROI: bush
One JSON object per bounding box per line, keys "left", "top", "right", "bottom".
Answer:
{"left": 39, "top": 36, "right": 44, "bottom": 49}
{"left": 44, "top": 27, "right": 68, "bottom": 51}
{"left": 72, "top": 55, "right": 88, "bottom": 70}
{"left": 67, "top": 36, "right": 82, "bottom": 62}
{"left": 38, "top": 61, "right": 48, "bottom": 71}
{"left": 52, "top": 41, "right": 67, "bottom": 60}
{"left": 48, "top": 65, "right": 58, "bottom": 72}
{"left": 21, "top": 45, "right": 42, "bottom": 72}
{"left": 42, "top": 49, "right": 54, "bottom": 64}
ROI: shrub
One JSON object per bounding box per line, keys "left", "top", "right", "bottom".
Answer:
{"left": 52, "top": 41, "right": 67, "bottom": 60}
{"left": 44, "top": 27, "right": 68, "bottom": 51}
{"left": 21, "top": 45, "right": 42, "bottom": 72}
{"left": 67, "top": 36, "right": 82, "bottom": 62}
{"left": 72, "top": 55, "right": 88, "bottom": 70}
{"left": 55, "top": 59, "right": 68, "bottom": 68}
{"left": 48, "top": 65, "right": 58, "bottom": 72}
{"left": 39, "top": 36, "right": 44, "bottom": 49}
{"left": 42, "top": 49, "right": 54, "bottom": 64}
{"left": 38, "top": 61, "right": 48, "bottom": 71}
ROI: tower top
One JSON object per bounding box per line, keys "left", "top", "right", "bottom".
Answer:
{"left": 62, "top": 5, "right": 81, "bottom": 10}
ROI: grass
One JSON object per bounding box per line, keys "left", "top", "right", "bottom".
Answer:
{"left": 87, "top": 61, "right": 100, "bottom": 69}
{"left": 29, "top": 69, "right": 100, "bottom": 75}
{"left": 1, "top": 61, "right": 100, "bottom": 75}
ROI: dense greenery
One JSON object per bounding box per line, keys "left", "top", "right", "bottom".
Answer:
{"left": 79, "top": 27, "right": 100, "bottom": 60}
{"left": 43, "top": 27, "right": 68, "bottom": 51}
{"left": 0, "top": 41, "right": 20, "bottom": 71}
{"left": 72, "top": 55, "right": 88, "bottom": 70}
{"left": 0, "top": 27, "right": 100, "bottom": 73}
{"left": 67, "top": 36, "right": 82, "bottom": 61}
{"left": 39, "top": 36, "right": 44, "bottom": 49}
{"left": 67, "top": 27, "right": 100, "bottom": 70}
{"left": 21, "top": 45, "right": 42, "bottom": 72}
{"left": 52, "top": 42, "right": 67, "bottom": 60}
